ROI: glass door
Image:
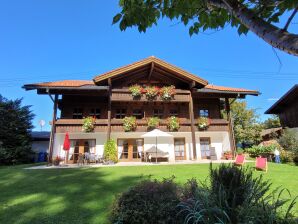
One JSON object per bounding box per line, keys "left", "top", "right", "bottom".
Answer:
{"left": 174, "top": 138, "right": 185, "bottom": 160}
{"left": 200, "top": 138, "right": 210, "bottom": 159}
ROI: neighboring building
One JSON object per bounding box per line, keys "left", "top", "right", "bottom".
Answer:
{"left": 31, "top": 131, "right": 50, "bottom": 162}
{"left": 23, "top": 57, "right": 259, "bottom": 163}
{"left": 265, "top": 84, "right": 298, "bottom": 131}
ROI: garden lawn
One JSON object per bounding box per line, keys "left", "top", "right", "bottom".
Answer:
{"left": 0, "top": 163, "right": 297, "bottom": 224}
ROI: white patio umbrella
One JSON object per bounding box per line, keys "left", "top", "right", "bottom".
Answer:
{"left": 141, "top": 129, "right": 173, "bottom": 163}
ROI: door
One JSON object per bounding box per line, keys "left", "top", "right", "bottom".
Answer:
{"left": 174, "top": 138, "right": 186, "bottom": 160}
{"left": 200, "top": 138, "right": 211, "bottom": 159}
{"left": 69, "top": 139, "right": 94, "bottom": 163}
{"left": 119, "top": 139, "right": 143, "bottom": 161}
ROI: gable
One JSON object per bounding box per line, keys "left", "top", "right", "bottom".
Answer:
{"left": 93, "top": 56, "right": 208, "bottom": 88}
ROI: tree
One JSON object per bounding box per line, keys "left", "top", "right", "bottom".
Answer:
{"left": 0, "top": 95, "right": 34, "bottom": 165}
{"left": 278, "top": 128, "right": 298, "bottom": 152}
{"left": 228, "top": 100, "right": 262, "bottom": 146}
{"left": 113, "top": 0, "right": 298, "bottom": 56}
{"left": 262, "top": 115, "right": 281, "bottom": 129}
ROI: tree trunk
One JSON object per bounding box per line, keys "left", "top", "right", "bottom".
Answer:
{"left": 211, "top": 1, "right": 298, "bottom": 56}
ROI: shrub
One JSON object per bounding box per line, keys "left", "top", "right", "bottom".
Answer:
{"left": 178, "top": 163, "right": 297, "bottom": 224}
{"left": 245, "top": 145, "right": 275, "bottom": 158}
{"left": 123, "top": 116, "right": 137, "bottom": 132}
{"left": 110, "top": 177, "right": 181, "bottom": 224}
{"left": 280, "top": 149, "right": 293, "bottom": 163}
{"left": 104, "top": 139, "right": 118, "bottom": 163}
{"left": 167, "top": 116, "right": 180, "bottom": 131}
{"left": 82, "top": 116, "right": 96, "bottom": 132}
{"left": 147, "top": 117, "right": 160, "bottom": 129}
{"left": 278, "top": 128, "right": 298, "bottom": 164}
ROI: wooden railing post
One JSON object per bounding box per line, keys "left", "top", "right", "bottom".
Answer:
{"left": 48, "top": 94, "right": 58, "bottom": 164}
{"left": 189, "top": 91, "right": 197, "bottom": 160}
{"left": 107, "top": 78, "right": 112, "bottom": 140}
{"left": 225, "top": 98, "right": 236, "bottom": 156}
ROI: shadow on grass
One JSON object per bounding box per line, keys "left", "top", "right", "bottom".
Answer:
{"left": 0, "top": 166, "right": 145, "bottom": 224}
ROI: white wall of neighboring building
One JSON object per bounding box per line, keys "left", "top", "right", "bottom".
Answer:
{"left": 53, "top": 131, "right": 231, "bottom": 161}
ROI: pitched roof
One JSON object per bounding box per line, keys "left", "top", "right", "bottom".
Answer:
{"left": 24, "top": 80, "right": 94, "bottom": 88}
{"left": 265, "top": 84, "right": 298, "bottom": 114}
{"left": 198, "top": 84, "right": 259, "bottom": 95}
{"left": 93, "top": 56, "right": 208, "bottom": 86}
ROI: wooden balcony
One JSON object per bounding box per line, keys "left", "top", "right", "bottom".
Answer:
{"left": 111, "top": 89, "right": 190, "bottom": 102}
{"left": 55, "top": 118, "right": 229, "bottom": 133}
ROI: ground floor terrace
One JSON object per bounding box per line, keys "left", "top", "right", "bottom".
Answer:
{"left": 53, "top": 131, "right": 230, "bottom": 163}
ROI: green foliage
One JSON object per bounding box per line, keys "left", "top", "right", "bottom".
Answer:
{"left": 147, "top": 117, "right": 160, "bottom": 129}
{"left": 245, "top": 145, "right": 276, "bottom": 158}
{"left": 167, "top": 116, "right": 179, "bottom": 131}
{"left": 113, "top": 0, "right": 298, "bottom": 40}
{"left": 104, "top": 139, "right": 118, "bottom": 163}
{"left": 110, "top": 177, "right": 181, "bottom": 224}
{"left": 197, "top": 117, "right": 209, "bottom": 130}
{"left": 229, "top": 100, "right": 262, "bottom": 145}
{"left": 123, "top": 116, "right": 137, "bottom": 132}
{"left": 178, "top": 163, "right": 297, "bottom": 224}
{"left": 262, "top": 115, "right": 281, "bottom": 129}
{"left": 278, "top": 128, "right": 298, "bottom": 152}
{"left": 0, "top": 95, "right": 34, "bottom": 165}
{"left": 82, "top": 116, "right": 95, "bottom": 132}
{"left": 128, "top": 84, "right": 142, "bottom": 98}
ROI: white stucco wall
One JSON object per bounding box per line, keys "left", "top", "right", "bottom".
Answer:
{"left": 53, "top": 131, "right": 231, "bottom": 161}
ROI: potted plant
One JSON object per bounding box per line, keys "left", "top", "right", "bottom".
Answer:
{"left": 160, "top": 85, "right": 175, "bottom": 101}
{"left": 123, "top": 116, "right": 137, "bottom": 132}
{"left": 82, "top": 116, "right": 96, "bottom": 132}
{"left": 129, "top": 84, "right": 143, "bottom": 98}
{"left": 147, "top": 117, "right": 160, "bottom": 130}
{"left": 167, "top": 116, "right": 180, "bottom": 131}
{"left": 145, "top": 86, "right": 159, "bottom": 100}
{"left": 197, "top": 117, "right": 210, "bottom": 130}
{"left": 223, "top": 151, "right": 233, "bottom": 160}
{"left": 53, "top": 155, "right": 61, "bottom": 166}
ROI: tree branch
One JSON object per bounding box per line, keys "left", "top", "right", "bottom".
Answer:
{"left": 283, "top": 4, "right": 298, "bottom": 31}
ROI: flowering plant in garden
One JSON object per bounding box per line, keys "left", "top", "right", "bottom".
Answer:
{"left": 197, "top": 117, "right": 210, "bottom": 130}
{"left": 145, "top": 86, "right": 159, "bottom": 100}
{"left": 160, "top": 85, "right": 175, "bottom": 100}
{"left": 123, "top": 116, "right": 137, "bottom": 132}
{"left": 82, "top": 116, "right": 96, "bottom": 132}
{"left": 53, "top": 155, "right": 62, "bottom": 166}
{"left": 167, "top": 116, "right": 180, "bottom": 131}
{"left": 129, "top": 84, "right": 143, "bottom": 98}
{"left": 147, "top": 117, "right": 160, "bottom": 129}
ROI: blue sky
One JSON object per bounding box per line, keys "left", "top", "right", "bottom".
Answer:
{"left": 0, "top": 0, "right": 297, "bottom": 131}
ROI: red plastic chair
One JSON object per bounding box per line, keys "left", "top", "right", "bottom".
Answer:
{"left": 255, "top": 157, "right": 268, "bottom": 172}
{"left": 234, "top": 154, "right": 245, "bottom": 166}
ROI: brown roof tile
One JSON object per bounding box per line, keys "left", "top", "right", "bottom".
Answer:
{"left": 204, "top": 84, "right": 259, "bottom": 94}
{"left": 25, "top": 80, "right": 95, "bottom": 88}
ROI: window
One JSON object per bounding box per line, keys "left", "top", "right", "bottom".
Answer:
{"left": 174, "top": 138, "right": 185, "bottom": 160}
{"left": 199, "top": 109, "right": 209, "bottom": 118}
{"left": 200, "top": 138, "right": 210, "bottom": 159}
{"left": 73, "top": 108, "right": 83, "bottom": 119}
{"left": 115, "top": 109, "right": 126, "bottom": 119}
{"left": 153, "top": 109, "right": 164, "bottom": 118}
{"left": 133, "top": 109, "right": 144, "bottom": 119}
{"left": 170, "top": 109, "right": 178, "bottom": 117}
{"left": 89, "top": 108, "right": 101, "bottom": 119}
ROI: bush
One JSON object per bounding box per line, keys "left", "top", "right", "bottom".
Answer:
{"left": 278, "top": 128, "right": 298, "bottom": 152}
{"left": 245, "top": 145, "right": 275, "bottom": 158}
{"left": 104, "top": 139, "right": 118, "bottom": 163}
{"left": 178, "top": 163, "right": 297, "bottom": 224}
{"left": 110, "top": 177, "right": 181, "bottom": 224}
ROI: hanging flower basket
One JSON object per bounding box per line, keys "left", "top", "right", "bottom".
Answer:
{"left": 129, "top": 84, "right": 143, "bottom": 98}
{"left": 82, "top": 116, "right": 96, "bottom": 132}
{"left": 160, "top": 85, "right": 176, "bottom": 101}
{"left": 147, "top": 117, "right": 160, "bottom": 130}
{"left": 167, "top": 116, "right": 180, "bottom": 131}
{"left": 145, "top": 86, "right": 159, "bottom": 100}
{"left": 123, "top": 116, "right": 137, "bottom": 132}
{"left": 197, "top": 117, "right": 210, "bottom": 130}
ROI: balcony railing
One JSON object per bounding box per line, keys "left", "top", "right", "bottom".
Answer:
{"left": 55, "top": 118, "right": 229, "bottom": 133}
{"left": 111, "top": 88, "right": 190, "bottom": 102}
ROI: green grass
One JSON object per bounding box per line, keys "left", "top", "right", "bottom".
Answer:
{"left": 0, "top": 163, "right": 297, "bottom": 224}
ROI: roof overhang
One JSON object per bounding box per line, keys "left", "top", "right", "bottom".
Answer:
{"left": 93, "top": 56, "right": 208, "bottom": 87}
{"left": 265, "top": 84, "right": 298, "bottom": 114}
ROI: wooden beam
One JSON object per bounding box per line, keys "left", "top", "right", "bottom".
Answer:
{"left": 148, "top": 62, "right": 154, "bottom": 83}
{"left": 225, "top": 98, "right": 236, "bottom": 157}
{"left": 107, "top": 78, "right": 112, "bottom": 140}
{"left": 189, "top": 92, "right": 197, "bottom": 159}
{"left": 48, "top": 94, "right": 58, "bottom": 164}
